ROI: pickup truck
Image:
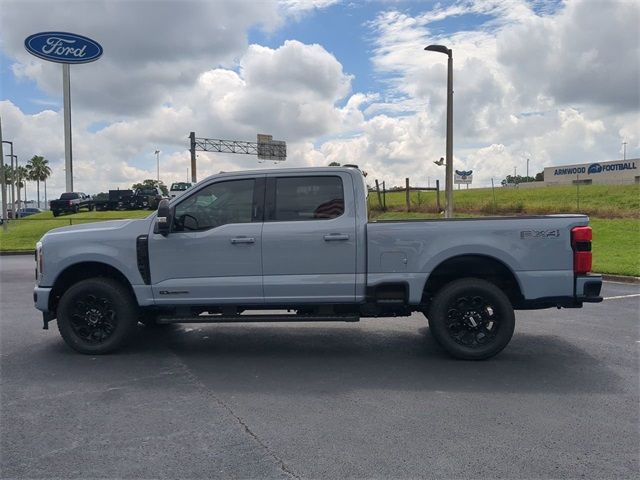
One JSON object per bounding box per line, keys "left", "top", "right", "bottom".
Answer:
{"left": 120, "top": 187, "right": 163, "bottom": 210}
{"left": 50, "top": 192, "right": 94, "bottom": 216}
{"left": 33, "top": 167, "right": 602, "bottom": 359}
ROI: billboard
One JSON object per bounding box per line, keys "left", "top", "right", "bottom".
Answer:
{"left": 454, "top": 169, "right": 473, "bottom": 185}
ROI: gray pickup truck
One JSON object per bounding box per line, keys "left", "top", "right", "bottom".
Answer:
{"left": 33, "top": 167, "right": 602, "bottom": 359}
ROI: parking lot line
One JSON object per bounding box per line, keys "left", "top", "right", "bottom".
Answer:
{"left": 603, "top": 294, "right": 640, "bottom": 300}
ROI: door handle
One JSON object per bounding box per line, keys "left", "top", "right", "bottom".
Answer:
{"left": 323, "top": 233, "right": 350, "bottom": 241}
{"left": 230, "top": 237, "right": 255, "bottom": 244}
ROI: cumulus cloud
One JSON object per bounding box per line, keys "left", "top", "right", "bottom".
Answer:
{"left": 1, "top": 0, "right": 281, "bottom": 116}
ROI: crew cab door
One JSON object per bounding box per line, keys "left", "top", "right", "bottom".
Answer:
{"left": 261, "top": 173, "right": 357, "bottom": 302}
{"left": 148, "top": 176, "right": 265, "bottom": 305}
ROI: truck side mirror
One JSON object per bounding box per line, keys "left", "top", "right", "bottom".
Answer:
{"left": 155, "top": 199, "right": 173, "bottom": 236}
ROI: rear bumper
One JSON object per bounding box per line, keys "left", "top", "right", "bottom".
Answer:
{"left": 575, "top": 273, "right": 603, "bottom": 303}
{"left": 515, "top": 273, "right": 602, "bottom": 310}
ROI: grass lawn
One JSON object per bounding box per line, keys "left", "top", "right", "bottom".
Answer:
{"left": 370, "top": 183, "right": 640, "bottom": 218}
{"left": 0, "top": 210, "right": 151, "bottom": 252}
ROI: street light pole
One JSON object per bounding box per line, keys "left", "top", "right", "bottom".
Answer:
{"left": 155, "top": 150, "right": 160, "bottom": 184}
{"left": 526, "top": 158, "right": 530, "bottom": 179}
{"left": 622, "top": 141, "right": 627, "bottom": 161}
{"left": 425, "top": 44, "right": 454, "bottom": 218}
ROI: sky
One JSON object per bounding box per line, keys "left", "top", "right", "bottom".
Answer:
{"left": 0, "top": 0, "right": 638, "bottom": 200}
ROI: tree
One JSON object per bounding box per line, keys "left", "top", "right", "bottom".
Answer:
{"left": 535, "top": 171, "right": 544, "bottom": 181}
{"left": 93, "top": 192, "right": 109, "bottom": 201}
{"left": 500, "top": 174, "right": 536, "bottom": 186}
{"left": 328, "top": 162, "right": 341, "bottom": 166}
{"left": 132, "top": 179, "right": 168, "bottom": 196}
{"left": 26, "top": 156, "right": 52, "bottom": 209}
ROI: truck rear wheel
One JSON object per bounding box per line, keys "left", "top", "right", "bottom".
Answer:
{"left": 427, "top": 278, "right": 515, "bottom": 360}
{"left": 57, "top": 278, "right": 137, "bottom": 354}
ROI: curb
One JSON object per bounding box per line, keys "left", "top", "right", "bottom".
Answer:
{"left": 601, "top": 274, "right": 640, "bottom": 284}
{"left": 0, "top": 251, "right": 34, "bottom": 256}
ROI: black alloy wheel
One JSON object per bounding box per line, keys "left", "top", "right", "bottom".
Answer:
{"left": 427, "top": 278, "right": 515, "bottom": 360}
{"left": 57, "top": 278, "right": 137, "bottom": 354}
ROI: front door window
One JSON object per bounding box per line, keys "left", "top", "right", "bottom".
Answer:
{"left": 173, "top": 179, "right": 255, "bottom": 231}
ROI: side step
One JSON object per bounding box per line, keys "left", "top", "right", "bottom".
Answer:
{"left": 157, "top": 314, "right": 360, "bottom": 324}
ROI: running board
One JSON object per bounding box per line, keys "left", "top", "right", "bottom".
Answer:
{"left": 157, "top": 314, "right": 360, "bottom": 324}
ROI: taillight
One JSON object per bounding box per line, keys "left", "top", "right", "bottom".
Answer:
{"left": 68, "top": 200, "right": 72, "bottom": 206}
{"left": 571, "top": 226, "right": 592, "bottom": 274}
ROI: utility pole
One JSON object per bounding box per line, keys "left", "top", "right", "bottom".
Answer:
{"left": 425, "top": 44, "right": 454, "bottom": 218}
{"left": 189, "top": 132, "right": 197, "bottom": 183}
{"left": 155, "top": 150, "right": 160, "bottom": 184}
{"left": 526, "top": 158, "right": 530, "bottom": 179}
{"left": 622, "top": 141, "right": 627, "bottom": 161}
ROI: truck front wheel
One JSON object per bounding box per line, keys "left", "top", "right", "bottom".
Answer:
{"left": 427, "top": 278, "right": 515, "bottom": 360}
{"left": 56, "top": 278, "right": 138, "bottom": 354}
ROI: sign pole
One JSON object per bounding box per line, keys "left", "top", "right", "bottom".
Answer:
{"left": 62, "top": 63, "right": 73, "bottom": 192}
{"left": 189, "top": 132, "right": 197, "bottom": 183}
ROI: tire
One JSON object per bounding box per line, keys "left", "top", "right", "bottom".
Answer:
{"left": 74, "top": 206, "right": 79, "bottom": 214}
{"left": 427, "top": 278, "right": 515, "bottom": 360}
{"left": 57, "top": 278, "right": 138, "bottom": 354}
{"left": 52, "top": 211, "right": 59, "bottom": 217}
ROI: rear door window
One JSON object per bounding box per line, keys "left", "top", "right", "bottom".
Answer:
{"left": 271, "top": 176, "right": 344, "bottom": 221}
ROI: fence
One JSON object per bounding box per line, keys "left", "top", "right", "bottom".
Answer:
{"left": 372, "top": 178, "right": 441, "bottom": 212}
{"left": 368, "top": 176, "right": 639, "bottom": 218}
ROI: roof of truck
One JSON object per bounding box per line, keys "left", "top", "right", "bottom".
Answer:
{"left": 200, "top": 166, "right": 364, "bottom": 183}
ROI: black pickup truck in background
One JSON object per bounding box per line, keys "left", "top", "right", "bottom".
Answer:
{"left": 94, "top": 189, "right": 133, "bottom": 211}
{"left": 120, "top": 187, "right": 163, "bottom": 210}
{"left": 50, "top": 193, "right": 94, "bottom": 217}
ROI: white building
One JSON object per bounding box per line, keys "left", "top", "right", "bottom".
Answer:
{"left": 544, "top": 158, "right": 639, "bottom": 185}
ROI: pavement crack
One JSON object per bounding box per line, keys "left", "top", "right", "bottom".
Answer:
{"left": 168, "top": 350, "right": 301, "bottom": 480}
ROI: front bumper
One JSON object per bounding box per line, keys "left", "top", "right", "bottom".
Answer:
{"left": 33, "top": 286, "right": 52, "bottom": 312}
{"left": 575, "top": 273, "right": 603, "bottom": 303}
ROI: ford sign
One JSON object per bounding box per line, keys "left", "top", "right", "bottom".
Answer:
{"left": 24, "top": 32, "right": 103, "bottom": 64}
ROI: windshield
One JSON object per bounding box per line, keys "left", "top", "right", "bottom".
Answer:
{"left": 170, "top": 182, "right": 192, "bottom": 191}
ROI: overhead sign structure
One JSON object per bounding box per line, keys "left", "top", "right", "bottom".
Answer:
{"left": 454, "top": 169, "right": 473, "bottom": 185}
{"left": 257, "top": 134, "right": 287, "bottom": 161}
{"left": 189, "top": 132, "right": 286, "bottom": 183}
{"left": 24, "top": 32, "right": 103, "bottom": 192}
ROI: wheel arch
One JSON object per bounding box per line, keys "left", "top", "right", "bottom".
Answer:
{"left": 49, "top": 261, "right": 136, "bottom": 313}
{"left": 423, "top": 254, "right": 524, "bottom": 305}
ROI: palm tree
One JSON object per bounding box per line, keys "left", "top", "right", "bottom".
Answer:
{"left": 27, "top": 156, "right": 52, "bottom": 209}
{"left": 15, "top": 165, "right": 28, "bottom": 213}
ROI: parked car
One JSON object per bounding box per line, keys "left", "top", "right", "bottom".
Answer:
{"left": 169, "top": 182, "right": 192, "bottom": 198}
{"left": 17, "top": 207, "right": 43, "bottom": 217}
{"left": 34, "top": 167, "right": 602, "bottom": 358}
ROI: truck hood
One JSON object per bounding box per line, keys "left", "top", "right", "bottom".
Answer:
{"left": 43, "top": 218, "right": 150, "bottom": 239}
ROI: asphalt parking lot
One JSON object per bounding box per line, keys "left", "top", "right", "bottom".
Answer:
{"left": 1, "top": 255, "right": 638, "bottom": 479}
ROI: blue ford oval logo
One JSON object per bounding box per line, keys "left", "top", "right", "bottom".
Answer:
{"left": 587, "top": 163, "right": 602, "bottom": 174}
{"left": 24, "top": 32, "right": 103, "bottom": 64}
